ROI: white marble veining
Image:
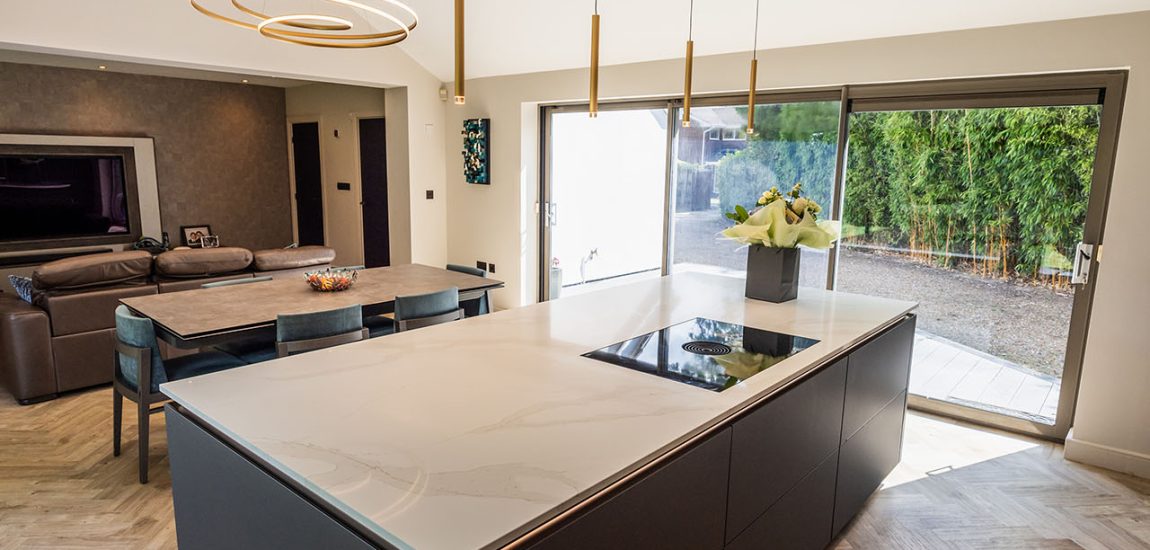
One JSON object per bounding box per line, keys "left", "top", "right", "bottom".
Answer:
{"left": 161, "top": 272, "right": 916, "bottom": 550}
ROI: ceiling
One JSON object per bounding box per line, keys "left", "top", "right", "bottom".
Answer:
{"left": 395, "top": 0, "right": 1150, "bottom": 81}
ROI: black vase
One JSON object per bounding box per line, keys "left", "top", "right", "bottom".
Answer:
{"left": 745, "top": 245, "right": 801, "bottom": 303}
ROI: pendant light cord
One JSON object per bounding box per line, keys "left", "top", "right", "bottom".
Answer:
{"left": 752, "top": 0, "right": 760, "bottom": 60}
{"left": 594, "top": 0, "right": 598, "bottom": 15}
{"left": 688, "top": 0, "right": 694, "bottom": 40}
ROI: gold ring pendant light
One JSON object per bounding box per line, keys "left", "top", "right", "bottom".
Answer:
{"left": 190, "top": 0, "right": 419, "bottom": 48}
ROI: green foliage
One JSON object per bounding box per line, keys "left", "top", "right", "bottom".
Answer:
{"left": 844, "top": 106, "right": 1100, "bottom": 277}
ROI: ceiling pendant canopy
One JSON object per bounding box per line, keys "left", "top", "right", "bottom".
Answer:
{"left": 190, "top": 0, "right": 419, "bottom": 48}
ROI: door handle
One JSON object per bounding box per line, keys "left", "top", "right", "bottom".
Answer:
{"left": 1071, "top": 242, "right": 1094, "bottom": 285}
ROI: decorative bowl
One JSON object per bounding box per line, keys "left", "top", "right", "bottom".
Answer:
{"left": 305, "top": 268, "right": 358, "bottom": 292}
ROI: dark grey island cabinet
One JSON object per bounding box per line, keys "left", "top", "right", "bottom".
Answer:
{"left": 525, "top": 315, "right": 915, "bottom": 550}
{"left": 165, "top": 313, "right": 915, "bottom": 550}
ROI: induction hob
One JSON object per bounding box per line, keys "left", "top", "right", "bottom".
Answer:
{"left": 582, "top": 318, "right": 819, "bottom": 392}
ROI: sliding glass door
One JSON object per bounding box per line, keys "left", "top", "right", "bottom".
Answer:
{"left": 539, "top": 72, "right": 1125, "bottom": 440}
{"left": 838, "top": 103, "right": 1101, "bottom": 427}
{"left": 542, "top": 106, "right": 668, "bottom": 298}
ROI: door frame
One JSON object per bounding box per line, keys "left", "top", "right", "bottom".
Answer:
{"left": 536, "top": 70, "right": 1127, "bottom": 441}
{"left": 286, "top": 116, "right": 328, "bottom": 246}
{"left": 843, "top": 71, "right": 1127, "bottom": 441}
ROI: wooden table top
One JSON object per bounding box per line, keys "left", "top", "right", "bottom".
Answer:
{"left": 121, "top": 264, "right": 503, "bottom": 339}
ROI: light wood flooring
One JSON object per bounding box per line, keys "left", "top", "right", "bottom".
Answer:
{"left": 1, "top": 387, "right": 1147, "bottom": 549}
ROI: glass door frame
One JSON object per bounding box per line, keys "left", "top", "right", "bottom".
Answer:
{"left": 537, "top": 71, "right": 1127, "bottom": 441}
{"left": 842, "top": 71, "right": 1127, "bottom": 441}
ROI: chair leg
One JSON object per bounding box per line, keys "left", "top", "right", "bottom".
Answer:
{"left": 137, "top": 400, "right": 150, "bottom": 484}
{"left": 112, "top": 388, "right": 123, "bottom": 457}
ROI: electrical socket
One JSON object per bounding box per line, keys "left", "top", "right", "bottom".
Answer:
{"left": 476, "top": 261, "right": 488, "bottom": 271}
{"left": 488, "top": 263, "right": 496, "bottom": 273}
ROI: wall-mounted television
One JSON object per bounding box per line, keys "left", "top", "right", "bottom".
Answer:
{"left": 0, "top": 145, "right": 142, "bottom": 251}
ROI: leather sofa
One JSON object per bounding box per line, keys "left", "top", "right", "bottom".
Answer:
{"left": 0, "top": 246, "right": 336, "bottom": 404}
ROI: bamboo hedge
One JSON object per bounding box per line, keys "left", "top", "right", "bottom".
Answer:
{"left": 713, "top": 102, "right": 1101, "bottom": 282}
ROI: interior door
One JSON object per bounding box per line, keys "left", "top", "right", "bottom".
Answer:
{"left": 291, "top": 122, "right": 324, "bottom": 247}
{"left": 358, "top": 117, "right": 390, "bottom": 267}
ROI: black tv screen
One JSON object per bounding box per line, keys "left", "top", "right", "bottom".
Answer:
{"left": 0, "top": 154, "right": 133, "bottom": 244}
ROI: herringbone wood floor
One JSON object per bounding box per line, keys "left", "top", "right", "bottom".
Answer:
{"left": 1, "top": 387, "right": 1147, "bottom": 549}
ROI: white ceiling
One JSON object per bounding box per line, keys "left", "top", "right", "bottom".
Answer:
{"left": 395, "top": 0, "right": 1150, "bottom": 81}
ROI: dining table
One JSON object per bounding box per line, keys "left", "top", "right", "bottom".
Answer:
{"left": 120, "top": 263, "right": 504, "bottom": 349}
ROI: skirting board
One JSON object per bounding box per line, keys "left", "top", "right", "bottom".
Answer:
{"left": 1065, "top": 429, "right": 1150, "bottom": 480}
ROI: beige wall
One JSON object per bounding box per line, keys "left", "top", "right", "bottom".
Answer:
{"left": 0, "top": 62, "right": 292, "bottom": 250}
{"left": 444, "top": 12, "right": 1150, "bottom": 476}
{"left": 286, "top": 83, "right": 386, "bottom": 267}
{"left": 0, "top": 0, "right": 448, "bottom": 271}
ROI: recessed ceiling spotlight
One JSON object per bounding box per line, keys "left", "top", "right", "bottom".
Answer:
{"left": 242, "top": 79, "right": 250, "bottom": 83}
{"left": 98, "top": 65, "right": 108, "bottom": 70}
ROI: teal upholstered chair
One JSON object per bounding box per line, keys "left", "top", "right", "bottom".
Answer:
{"left": 394, "top": 287, "right": 464, "bottom": 332}
{"left": 334, "top": 266, "right": 395, "bottom": 338}
{"left": 113, "top": 306, "right": 246, "bottom": 483}
{"left": 275, "top": 304, "right": 370, "bottom": 357}
{"left": 201, "top": 275, "right": 273, "bottom": 288}
{"left": 203, "top": 276, "right": 278, "bottom": 363}
{"left": 446, "top": 264, "right": 491, "bottom": 316}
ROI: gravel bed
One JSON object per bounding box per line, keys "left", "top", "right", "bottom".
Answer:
{"left": 673, "top": 209, "right": 1073, "bottom": 376}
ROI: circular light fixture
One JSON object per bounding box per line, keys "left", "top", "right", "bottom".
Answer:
{"left": 191, "top": 0, "right": 418, "bottom": 48}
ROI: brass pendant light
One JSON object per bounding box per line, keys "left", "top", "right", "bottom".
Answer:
{"left": 682, "top": 0, "right": 694, "bottom": 128}
{"left": 589, "top": 0, "right": 601, "bottom": 118}
{"left": 454, "top": 0, "right": 466, "bottom": 104}
{"left": 747, "top": 0, "right": 760, "bottom": 135}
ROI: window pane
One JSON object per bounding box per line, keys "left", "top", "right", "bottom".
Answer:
{"left": 838, "top": 105, "right": 1101, "bottom": 424}
{"left": 548, "top": 109, "right": 668, "bottom": 297}
{"left": 670, "top": 101, "right": 842, "bottom": 288}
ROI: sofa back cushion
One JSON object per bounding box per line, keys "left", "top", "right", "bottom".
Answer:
{"left": 253, "top": 246, "right": 336, "bottom": 272}
{"left": 155, "top": 247, "right": 253, "bottom": 278}
{"left": 32, "top": 251, "right": 153, "bottom": 291}
{"left": 36, "top": 284, "right": 158, "bottom": 336}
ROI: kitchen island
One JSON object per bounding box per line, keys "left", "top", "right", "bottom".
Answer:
{"left": 162, "top": 272, "right": 916, "bottom": 550}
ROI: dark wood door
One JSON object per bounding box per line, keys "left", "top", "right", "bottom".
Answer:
{"left": 291, "top": 122, "right": 324, "bottom": 247}
{"left": 358, "top": 118, "right": 390, "bottom": 267}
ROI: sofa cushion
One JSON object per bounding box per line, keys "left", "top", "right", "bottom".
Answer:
{"left": 7, "top": 275, "right": 34, "bottom": 303}
{"left": 36, "top": 284, "right": 159, "bottom": 336}
{"left": 155, "top": 247, "right": 253, "bottom": 278}
{"left": 252, "top": 246, "right": 336, "bottom": 272}
{"left": 32, "top": 250, "right": 153, "bottom": 291}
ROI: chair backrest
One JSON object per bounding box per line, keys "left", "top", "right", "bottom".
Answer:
{"left": 394, "top": 287, "right": 464, "bottom": 332}
{"left": 446, "top": 264, "right": 490, "bottom": 316}
{"left": 275, "top": 304, "right": 368, "bottom": 357}
{"left": 201, "top": 275, "right": 274, "bottom": 289}
{"left": 114, "top": 305, "right": 166, "bottom": 392}
{"left": 446, "top": 264, "right": 487, "bottom": 278}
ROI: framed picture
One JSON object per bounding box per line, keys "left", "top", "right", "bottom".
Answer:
{"left": 180, "top": 225, "right": 212, "bottom": 247}
{"left": 462, "top": 118, "right": 490, "bottom": 185}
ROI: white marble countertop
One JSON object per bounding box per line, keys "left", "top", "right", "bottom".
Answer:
{"left": 161, "top": 272, "right": 916, "bottom": 550}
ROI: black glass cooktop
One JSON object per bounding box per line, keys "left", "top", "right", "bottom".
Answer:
{"left": 582, "top": 318, "right": 820, "bottom": 392}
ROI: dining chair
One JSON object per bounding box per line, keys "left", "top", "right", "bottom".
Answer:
{"left": 203, "top": 276, "right": 277, "bottom": 363}
{"left": 394, "top": 287, "right": 464, "bottom": 332}
{"left": 332, "top": 266, "right": 396, "bottom": 338}
{"left": 113, "top": 306, "right": 246, "bottom": 483}
{"left": 275, "top": 304, "right": 370, "bottom": 357}
{"left": 201, "top": 275, "right": 274, "bottom": 289}
{"left": 446, "top": 264, "right": 491, "bottom": 316}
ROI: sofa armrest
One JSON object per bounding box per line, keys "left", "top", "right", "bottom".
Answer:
{"left": 0, "top": 293, "right": 57, "bottom": 403}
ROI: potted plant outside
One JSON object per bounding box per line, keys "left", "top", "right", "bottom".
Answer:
{"left": 721, "top": 183, "right": 840, "bottom": 303}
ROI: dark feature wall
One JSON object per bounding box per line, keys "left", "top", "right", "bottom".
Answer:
{"left": 0, "top": 62, "right": 292, "bottom": 250}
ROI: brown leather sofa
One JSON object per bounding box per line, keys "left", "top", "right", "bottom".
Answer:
{"left": 0, "top": 246, "right": 335, "bottom": 404}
